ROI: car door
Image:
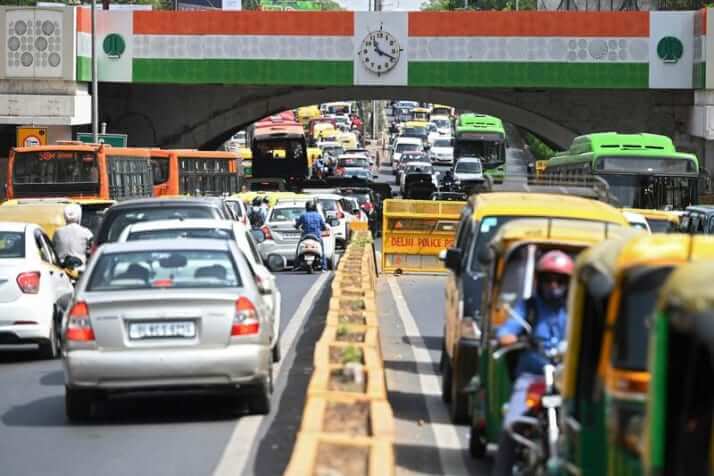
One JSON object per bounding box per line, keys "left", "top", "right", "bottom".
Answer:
{"left": 239, "top": 240, "right": 278, "bottom": 348}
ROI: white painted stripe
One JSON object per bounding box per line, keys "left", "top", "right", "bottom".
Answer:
{"left": 77, "top": 31, "right": 91, "bottom": 58}
{"left": 212, "top": 272, "right": 331, "bottom": 476}
{"left": 133, "top": 35, "right": 354, "bottom": 61}
{"left": 408, "top": 36, "right": 649, "bottom": 63}
{"left": 387, "top": 277, "right": 470, "bottom": 476}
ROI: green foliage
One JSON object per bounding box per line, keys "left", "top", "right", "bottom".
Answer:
{"left": 341, "top": 345, "right": 363, "bottom": 365}
{"left": 420, "top": 0, "right": 536, "bottom": 10}
{"left": 524, "top": 131, "right": 557, "bottom": 162}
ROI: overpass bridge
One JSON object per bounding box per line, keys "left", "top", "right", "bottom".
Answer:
{"left": 1, "top": 7, "right": 714, "bottom": 165}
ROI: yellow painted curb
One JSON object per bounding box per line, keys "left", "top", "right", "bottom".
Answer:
{"left": 307, "top": 366, "right": 387, "bottom": 401}
{"left": 325, "top": 309, "right": 379, "bottom": 328}
{"left": 313, "top": 340, "right": 382, "bottom": 370}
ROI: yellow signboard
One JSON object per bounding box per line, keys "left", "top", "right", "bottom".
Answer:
{"left": 16, "top": 127, "right": 47, "bottom": 147}
{"left": 382, "top": 199, "right": 465, "bottom": 274}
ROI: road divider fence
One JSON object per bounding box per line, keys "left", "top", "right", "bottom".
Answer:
{"left": 285, "top": 230, "right": 395, "bottom": 476}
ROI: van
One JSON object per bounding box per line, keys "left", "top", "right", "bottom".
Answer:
{"left": 391, "top": 137, "right": 424, "bottom": 175}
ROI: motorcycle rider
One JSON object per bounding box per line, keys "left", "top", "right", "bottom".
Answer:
{"left": 53, "top": 203, "right": 93, "bottom": 265}
{"left": 248, "top": 197, "right": 266, "bottom": 228}
{"left": 295, "top": 200, "right": 327, "bottom": 271}
{"left": 492, "top": 250, "right": 574, "bottom": 476}
{"left": 442, "top": 170, "right": 456, "bottom": 190}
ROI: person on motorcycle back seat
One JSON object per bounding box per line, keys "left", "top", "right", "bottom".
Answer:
{"left": 492, "top": 250, "right": 574, "bottom": 476}
{"left": 295, "top": 200, "right": 327, "bottom": 271}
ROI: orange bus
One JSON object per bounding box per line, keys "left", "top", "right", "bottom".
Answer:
{"left": 7, "top": 144, "right": 153, "bottom": 201}
{"left": 251, "top": 115, "right": 308, "bottom": 181}
{"left": 152, "top": 149, "right": 240, "bottom": 197}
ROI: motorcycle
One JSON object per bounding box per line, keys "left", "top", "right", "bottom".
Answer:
{"left": 498, "top": 303, "right": 566, "bottom": 476}
{"left": 294, "top": 234, "right": 324, "bottom": 274}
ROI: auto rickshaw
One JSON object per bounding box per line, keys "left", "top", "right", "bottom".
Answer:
{"left": 643, "top": 261, "right": 714, "bottom": 476}
{"left": 559, "top": 233, "right": 714, "bottom": 476}
{"left": 467, "top": 217, "right": 629, "bottom": 458}
{"left": 0, "top": 197, "right": 115, "bottom": 236}
{"left": 622, "top": 208, "right": 679, "bottom": 233}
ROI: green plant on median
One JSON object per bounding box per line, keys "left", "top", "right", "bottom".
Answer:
{"left": 336, "top": 325, "right": 350, "bottom": 338}
{"left": 341, "top": 345, "right": 363, "bottom": 365}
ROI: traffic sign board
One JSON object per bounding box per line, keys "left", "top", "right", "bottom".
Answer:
{"left": 77, "top": 132, "right": 128, "bottom": 147}
{"left": 17, "top": 126, "right": 47, "bottom": 147}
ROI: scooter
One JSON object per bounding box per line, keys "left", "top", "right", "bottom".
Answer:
{"left": 295, "top": 234, "right": 323, "bottom": 274}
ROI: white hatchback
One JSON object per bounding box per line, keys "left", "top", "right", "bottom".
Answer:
{"left": 0, "top": 222, "right": 75, "bottom": 358}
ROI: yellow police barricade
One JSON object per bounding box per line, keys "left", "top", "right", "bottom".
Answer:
{"left": 381, "top": 199, "right": 465, "bottom": 274}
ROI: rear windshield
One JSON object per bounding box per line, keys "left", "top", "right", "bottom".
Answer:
{"left": 105, "top": 206, "right": 218, "bottom": 243}
{"left": 647, "top": 218, "right": 674, "bottom": 233}
{"left": 88, "top": 249, "right": 241, "bottom": 291}
{"left": 318, "top": 199, "right": 338, "bottom": 212}
{"left": 396, "top": 143, "right": 420, "bottom": 153}
{"left": 456, "top": 161, "right": 482, "bottom": 173}
{"left": 0, "top": 231, "right": 24, "bottom": 258}
{"left": 322, "top": 146, "right": 344, "bottom": 157}
{"left": 81, "top": 204, "right": 111, "bottom": 235}
{"left": 270, "top": 207, "right": 304, "bottom": 222}
{"left": 338, "top": 158, "right": 369, "bottom": 168}
{"left": 226, "top": 201, "right": 243, "bottom": 218}
{"left": 433, "top": 139, "right": 452, "bottom": 148}
{"left": 612, "top": 266, "right": 673, "bottom": 371}
{"left": 128, "top": 228, "right": 235, "bottom": 242}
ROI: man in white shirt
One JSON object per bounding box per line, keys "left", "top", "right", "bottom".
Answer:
{"left": 53, "top": 203, "right": 93, "bottom": 265}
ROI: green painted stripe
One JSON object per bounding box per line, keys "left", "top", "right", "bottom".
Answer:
{"left": 693, "top": 62, "right": 706, "bottom": 89}
{"left": 77, "top": 55, "right": 91, "bottom": 82}
{"left": 132, "top": 58, "right": 353, "bottom": 86}
{"left": 408, "top": 61, "right": 648, "bottom": 88}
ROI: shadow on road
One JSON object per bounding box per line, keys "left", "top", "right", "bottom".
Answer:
{"left": 387, "top": 389, "right": 455, "bottom": 427}
{"left": 383, "top": 358, "right": 438, "bottom": 376}
{"left": 401, "top": 335, "right": 442, "bottom": 353}
{"left": 0, "top": 350, "right": 43, "bottom": 364}
{"left": 394, "top": 442, "right": 444, "bottom": 474}
{"left": 40, "top": 370, "right": 64, "bottom": 386}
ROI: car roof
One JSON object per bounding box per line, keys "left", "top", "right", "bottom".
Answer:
{"left": 686, "top": 205, "right": 714, "bottom": 214}
{"left": 0, "top": 221, "right": 31, "bottom": 232}
{"left": 472, "top": 193, "right": 629, "bottom": 225}
{"left": 124, "top": 219, "right": 244, "bottom": 233}
{"left": 456, "top": 157, "right": 482, "bottom": 163}
{"left": 108, "top": 197, "right": 224, "bottom": 209}
{"left": 99, "top": 238, "right": 234, "bottom": 254}
{"left": 395, "top": 137, "right": 423, "bottom": 144}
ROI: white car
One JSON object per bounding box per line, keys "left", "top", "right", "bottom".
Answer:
{"left": 623, "top": 211, "right": 651, "bottom": 233}
{"left": 0, "top": 222, "right": 74, "bottom": 358}
{"left": 453, "top": 157, "right": 485, "bottom": 183}
{"left": 340, "top": 196, "right": 368, "bottom": 223}
{"left": 343, "top": 148, "right": 374, "bottom": 166}
{"left": 391, "top": 137, "right": 424, "bottom": 174}
{"left": 429, "top": 137, "right": 454, "bottom": 165}
{"left": 224, "top": 198, "right": 250, "bottom": 227}
{"left": 257, "top": 200, "right": 337, "bottom": 270}
{"left": 430, "top": 116, "right": 452, "bottom": 136}
{"left": 116, "top": 219, "right": 282, "bottom": 360}
{"left": 399, "top": 162, "right": 438, "bottom": 195}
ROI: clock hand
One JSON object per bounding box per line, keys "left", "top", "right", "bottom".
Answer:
{"left": 376, "top": 40, "right": 396, "bottom": 60}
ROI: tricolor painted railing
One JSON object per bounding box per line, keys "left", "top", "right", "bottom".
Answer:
{"left": 2, "top": 7, "right": 713, "bottom": 90}
{"left": 284, "top": 229, "right": 395, "bottom": 476}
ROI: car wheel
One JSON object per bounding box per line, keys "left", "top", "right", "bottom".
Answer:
{"left": 441, "top": 353, "right": 453, "bottom": 404}
{"left": 248, "top": 369, "right": 272, "bottom": 415}
{"left": 38, "top": 316, "right": 59, "bottom": 360}
{"left": 272, "top": 336, "right": 281, "bottom": 363}
{"left": 450, "top": 362, "right": 469, "bottom": 424}
{"left": 65, "top": 386, "right": 94, "bottom": 422}
{"left": 469, "top": 418, "right": 487, "bottom": 459}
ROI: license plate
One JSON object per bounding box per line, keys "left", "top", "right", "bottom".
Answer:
{"left": 129, "top": 321, "right": 196, "bottom": 340}
{"left": 541, "top": 395, "right": 562, "bottom": 408}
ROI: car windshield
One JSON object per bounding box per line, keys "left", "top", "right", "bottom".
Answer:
{"left": 318, "top": 199, "right": 338, "bottom": 212}
{"left": 403, "top": 128, "right": 427, "bottom": 137}
{"left": 322, "top": 146, "right": 344, "bottom": 157}
{"left": 87, "top": 249, "right": 241, "bottom": 291}
{"left": 396, "top": 143, "right": 420, "bottom": 153}
{"left": 646, "top": 218, "right": 674, "bottom": 233}
{"left": 612, "top": 266, "right": 674, "bottom": 371}
{"left": 456, "top": 161, "right": 482, "bottom": 173}
{"left": 432, "top": 119, "right": 450, "bottom": 128}
{"left": 106, "top": 206, "right": 217, "bottom": 243}
{"left": 402, "top": 154, "right": 428, "bottom": 162}
{"left": 470, "top": 215, "right": 526, "bottom": 272}
{"left": 0, "top": 231, "right": 25, "bottom": 258}
{"left": 128, "top": 228, "right": 235, "bottom": 242}
{"left": 344, "top": 192, "right": 371, "bottom": 205}
{"left": 345, "top": 169, "right": 369, "bottom": 178}
{"left": 270, "top": 207, "right": 304, "bottom": 222}
{"left": 407, "top": 165, "right": 433, "bottom": 174}
{"left": 433, "top": 139, "right": 452, "bottom": 148}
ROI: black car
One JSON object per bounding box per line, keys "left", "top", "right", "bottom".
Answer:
{"left": 95, "top": 197, "right": 233, "bottom": 247}
{"left": 430, "top": 192, "right": 468, "bottom": 201}
{"left": 680, "top": 205, "right": 714, "bottom": 234}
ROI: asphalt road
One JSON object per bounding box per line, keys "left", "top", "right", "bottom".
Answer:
{"left": 0, "top": 272, "right": 330, "bottom": 476}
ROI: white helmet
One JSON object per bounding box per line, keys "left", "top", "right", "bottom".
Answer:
{"left": 64, "top": 203, "right": 82, "bottom": 224}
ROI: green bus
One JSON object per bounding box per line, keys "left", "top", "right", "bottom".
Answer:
{"left": 545, "top": 132, "right": 699, "bottom": 209}
{"left": 453, "top": 113, "right": 506, "bottom": 179}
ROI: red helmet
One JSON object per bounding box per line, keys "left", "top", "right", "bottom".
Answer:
{"left": 536, "top": 250, "right": 574, "bottom": 276}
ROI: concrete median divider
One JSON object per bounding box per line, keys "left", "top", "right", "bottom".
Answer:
{"left": 284, "top": 230, "right": 396, "bottom": 476}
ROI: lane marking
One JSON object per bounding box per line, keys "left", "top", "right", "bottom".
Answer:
{"left": 387, "top": 277, "right": 470, "bottom": 476}
{"left": 213, "top": 272, "right": 331, "bottom": 476}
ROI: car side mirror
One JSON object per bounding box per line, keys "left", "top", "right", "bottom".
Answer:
{"left": 329, "top": 218, "right": 340, "bottom": 227}
{"left": 62, "top": 255, "right": 83, "bottom": 270}
{"left": 251, "top": 229, "right": 266, "bottom": 243}
{"left": 442, "top": 248, "right": 462, "bottom": 272}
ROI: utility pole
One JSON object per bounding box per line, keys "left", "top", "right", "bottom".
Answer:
{"left": 91, "top": 0, "right": 99, "bottom": 143}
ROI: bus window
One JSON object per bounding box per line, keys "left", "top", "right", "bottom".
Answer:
{"left": 151, "top": 157, "right": 169, "bottom": 186}
{"left": 12, "top": 150, "right": 99, "bottom": 196}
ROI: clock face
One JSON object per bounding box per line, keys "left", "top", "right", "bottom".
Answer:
{"left": 358, "top": 29, "right": 401, "bottom": 76}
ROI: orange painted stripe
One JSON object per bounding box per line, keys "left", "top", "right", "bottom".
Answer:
{"left": 76, "top": 6, "right": 91, "bottom": 34}
{"left": 133, "top": 11, "right": 354, "bottom": 36}
{"left": 408, "top": 11, "right": 649, "bottom": 37}
{"left": 697, "top": 8, "right": 707, "bottom": 35}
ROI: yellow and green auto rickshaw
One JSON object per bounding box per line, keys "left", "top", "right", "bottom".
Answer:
{"left": 560, "top": 233, "right": 714, "bottom": 476}
{"left": 467, "top": 217, "right": 628, "bottom": 458}
{"left": 643, "top": 261, "right": 714, "bottom": 476}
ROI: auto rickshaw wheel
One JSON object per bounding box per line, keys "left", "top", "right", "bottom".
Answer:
{"left": 441, "top": 354, "right": 452, "bottom": 403}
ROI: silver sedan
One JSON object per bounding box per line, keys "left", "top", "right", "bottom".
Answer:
{"left": 62, "top": 239, "right": 275, "bottom": 421}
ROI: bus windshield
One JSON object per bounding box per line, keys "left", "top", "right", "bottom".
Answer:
{"left": 454, "top": 139, "right": 503, "bottom": 164}
{"left": 13, "top": 150, "right": 99, "bottom": 195}
{"left": 601, "top": 174, "right": 695, "bottom": 209}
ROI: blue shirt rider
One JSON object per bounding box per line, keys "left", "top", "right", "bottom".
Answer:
{"left": 295, "top": 200, "right": 328, "bottom": 270}
{"left": 492, "top": 250, "right": 574, "bottom": 476}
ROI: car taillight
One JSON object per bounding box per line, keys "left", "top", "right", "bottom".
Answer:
{"left": 232, "top": 297, "right": 259, "bottom": 336}
{"left": 65, "top": 301, "right": 95, "bottom": 342}
{"left": 261, "top": 225, "right": 273, "bottom": 241}
{"left": 16, "top": 271, "right": 40, "bottom": 294}
{"left": 525, "top": 379, "right": 546, "bottom": 410}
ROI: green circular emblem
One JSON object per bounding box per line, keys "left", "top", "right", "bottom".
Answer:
{"left": 657, "top": 36, "right": 684, "bottom": 64}
{"left": 103, "top": 33, "right": 125, "bottom": 59}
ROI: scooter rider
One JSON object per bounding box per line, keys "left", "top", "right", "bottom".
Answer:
{"left": 53, "top": 203, "right": 93, "bottom": 265}
{"left": 492, "top": 250, "right": 574, "bottom": 476}
{"left": 295, "top": 200, "right": 327, "bottom": 271}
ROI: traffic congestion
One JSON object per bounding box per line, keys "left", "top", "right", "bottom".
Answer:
{"left": 0, "top": 98, "right": 713, "bottom": 476}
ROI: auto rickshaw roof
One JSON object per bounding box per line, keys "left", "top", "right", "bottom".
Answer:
{"left": 471, "top": 193, "right": 628, "bottom": 226}
{"left": 656, "top": 261, "right": 714, "bottom": 339}
{"left": 614, "top": 234, "right": 714, "bottom": 272}
{"left": 622, "top": 208, "right": 680, "bottom": 223}
{"left": 490, "top": 218, "right": 631, "bottom": 254}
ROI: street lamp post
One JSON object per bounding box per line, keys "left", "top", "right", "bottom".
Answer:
{"left": 91, "top": 0, "right": 99, "bottom": 143}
